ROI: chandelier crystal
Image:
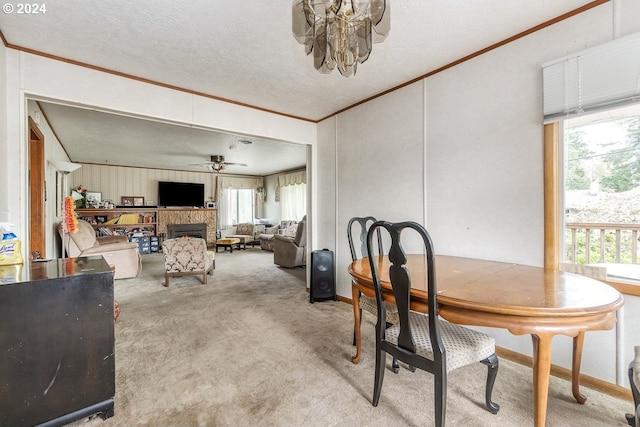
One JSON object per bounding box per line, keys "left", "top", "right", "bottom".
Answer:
{"left": 292, "top": 0, "right": 390, "bottom": 77}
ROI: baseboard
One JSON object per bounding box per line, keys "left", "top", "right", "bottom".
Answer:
{"left": 496, "top": 346, "right": 632, "bottom": 401}
{"left": 336, "top": 297, "right": 632, "bottom": 401}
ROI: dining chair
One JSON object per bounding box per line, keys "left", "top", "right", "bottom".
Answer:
{"left": 626, "top": 346, "right": 640, "bottom": 427}
{"left": 348, "top": 216, "right": 400, "bottom": 372}
{"left": 366, "top": 220, "right": 499, "bottom": 425}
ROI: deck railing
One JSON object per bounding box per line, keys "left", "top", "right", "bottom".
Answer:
{"left": 565, "top": 222, "right": 640, "bottom": 264}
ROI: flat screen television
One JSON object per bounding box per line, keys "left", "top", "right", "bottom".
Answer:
{"left": 158, "top": 181, "right": 205, "bottom": 207}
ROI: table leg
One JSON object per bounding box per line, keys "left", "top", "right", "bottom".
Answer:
{"left": 572, "top": 331, "right": 587, "bottom": 404}
{"left": 531, "top": 333, "right": 553, "bottom": 427}
{"left": 351, "top": 285, "right": 362, "bottom": 364}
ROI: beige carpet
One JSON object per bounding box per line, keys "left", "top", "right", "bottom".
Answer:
{"left": 78, "top": 248, "right": 632, "bottom": 426}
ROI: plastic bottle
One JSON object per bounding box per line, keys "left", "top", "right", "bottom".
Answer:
{"left": 0, "top": 223, "right": 23, "bottom": 265}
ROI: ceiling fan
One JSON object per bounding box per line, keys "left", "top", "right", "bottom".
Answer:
{"left": 191, "top": 155, "right": 248, "bottom": 173}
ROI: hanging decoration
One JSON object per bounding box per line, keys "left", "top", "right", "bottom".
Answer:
{"left": 63, "top": 195, "right": 78, "bottom": 234}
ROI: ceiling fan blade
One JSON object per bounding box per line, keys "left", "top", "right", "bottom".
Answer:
{"left": 223, "top": 162, "right": 248, "bottom": 167}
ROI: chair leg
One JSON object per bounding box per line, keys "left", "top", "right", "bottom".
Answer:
{"left": 352, "top": 306, "right": 362, "bottom": 346}
{"left": 351, "top": 286, "right": 363, "bottom": 363}
{"left": 384, "top": 321, "right": 400, "bottom": 374}
{"left": 434, "top": 366, "right": 447, "bottom": 427}
{"left": 372, "top": 349, "right": 386, "bottom": 407}
{"left": 627, "top": 366, "right": 640, "bottom": 426}
{"left": 480, "top": 354, "right": 500, "bottom": 414}
{"left": 164, "top": 274, "right": 169, "bottom": 287}
{"left": 391, "top": 357, "right": 400, "bottom": 374}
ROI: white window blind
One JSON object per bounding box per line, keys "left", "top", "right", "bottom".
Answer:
{"left": 543, "top": 31, "right": 640, "bottom": 123}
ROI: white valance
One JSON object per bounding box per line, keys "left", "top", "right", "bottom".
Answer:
{"left": 215, "top": 176, "right": 263, "bottom": 204}
{"left": 218, "top": 176, "right": 262, "bottom": 189}
{"left": 543, "top": 32, "right": 640, "bottom": 123}
{"left": 275, "top": 170, "right": 306, "bottom": 202}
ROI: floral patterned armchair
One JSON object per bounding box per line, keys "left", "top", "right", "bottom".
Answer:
{"left": 163, "top": 237, "right": 215, "bottom": 287}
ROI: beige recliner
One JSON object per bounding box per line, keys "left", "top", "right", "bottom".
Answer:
{"left": 273, "top": 216, "right": 306, "bottom": 268}
{"left": 58, "top": 219, "right": 142, "bottom": 279}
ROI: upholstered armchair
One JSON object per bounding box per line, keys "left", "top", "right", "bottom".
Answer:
{"left": 163, "top": 237, "right": 215, "bottom": 287}
{"left": 58, "top": 219, "right": 142, "bottom": 279}
{"left": 273, "top": 216, "right": 306, "bottom": 268}
{"left": 226, "top": 223, "right": 256, "bottom": 249}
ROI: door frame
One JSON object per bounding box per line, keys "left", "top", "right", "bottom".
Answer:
{"left": 28, "top": 116, "right": 46, "bottom": 258}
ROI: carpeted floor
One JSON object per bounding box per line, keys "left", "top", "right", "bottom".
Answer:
{"left": 78, "top": 248, "right": 633, "bottom": 426}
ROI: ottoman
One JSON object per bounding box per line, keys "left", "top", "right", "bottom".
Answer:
{"left": 216, "top": 238, "right": 241, "bottom": 253}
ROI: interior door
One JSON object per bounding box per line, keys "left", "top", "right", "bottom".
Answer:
{"left": 29, "top": 117, "right": 46, "bottom": 258}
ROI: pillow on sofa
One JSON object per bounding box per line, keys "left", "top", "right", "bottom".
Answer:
{"left": 285, "top": 224, "right": 298, "bottom": 237}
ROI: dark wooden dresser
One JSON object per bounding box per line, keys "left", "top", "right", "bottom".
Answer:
{"left": 0, "top": 256, "right": 115, "bottom": 426}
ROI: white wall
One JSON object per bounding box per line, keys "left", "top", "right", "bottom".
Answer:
{"left": 333, "top": 82, "right": 426, "bottom": 297}
{"left": 0, "top": 42, "right": 8, "bottom": 223}
{"left": 313, "top": 118, "right": 337, "bottom": 254}
{"left": 426, "top": 1, "right": 613, "bottom": 266}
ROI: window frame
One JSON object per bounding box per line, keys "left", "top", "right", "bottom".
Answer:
{"left": 225, "top": 187, "right": 255, "bottom": 226}
{"left": 544, "top": 123, "right": 640, "bottom": 297}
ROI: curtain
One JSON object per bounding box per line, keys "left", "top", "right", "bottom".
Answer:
{"left": 275, "top": 170, "right": 306, "bottom": 202}
{"left": 280, "top": 183, "right": 306, "bottom": 221}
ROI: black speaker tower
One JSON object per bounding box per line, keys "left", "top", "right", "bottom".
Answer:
{"left": 310, "top": 249, "right": 336, "bottom": 303}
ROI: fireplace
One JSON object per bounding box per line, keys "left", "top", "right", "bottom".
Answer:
{"left": 167, "top": 223, "right": 207, "bottom": 240}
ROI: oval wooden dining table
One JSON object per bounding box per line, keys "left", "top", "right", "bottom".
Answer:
{"left": 348, "top": 254, "right": 624, "bottom": 427}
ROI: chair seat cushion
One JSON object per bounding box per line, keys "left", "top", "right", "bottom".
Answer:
{"left": 386, "top": 312, "right": 495, "bottom": 372}
{"left": 359, "top": 294, "right": 399, "bottom": 324}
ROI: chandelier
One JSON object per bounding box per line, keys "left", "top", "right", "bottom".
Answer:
{"left": 292, "top": 0, "right": 390, "bottom": 77}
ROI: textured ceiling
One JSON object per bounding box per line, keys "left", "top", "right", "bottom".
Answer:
{"left": 1, "top": 0, "right": 599, "bottom": 174}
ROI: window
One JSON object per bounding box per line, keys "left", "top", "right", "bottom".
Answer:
{"left": 546, "top": 103, "right": 640, "bottom": 285}
{"left": 542, "top": 34, "right": 640, "bottom": 287}
{"left": 223, "top": 188, "right": 254, "bottom": 226}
